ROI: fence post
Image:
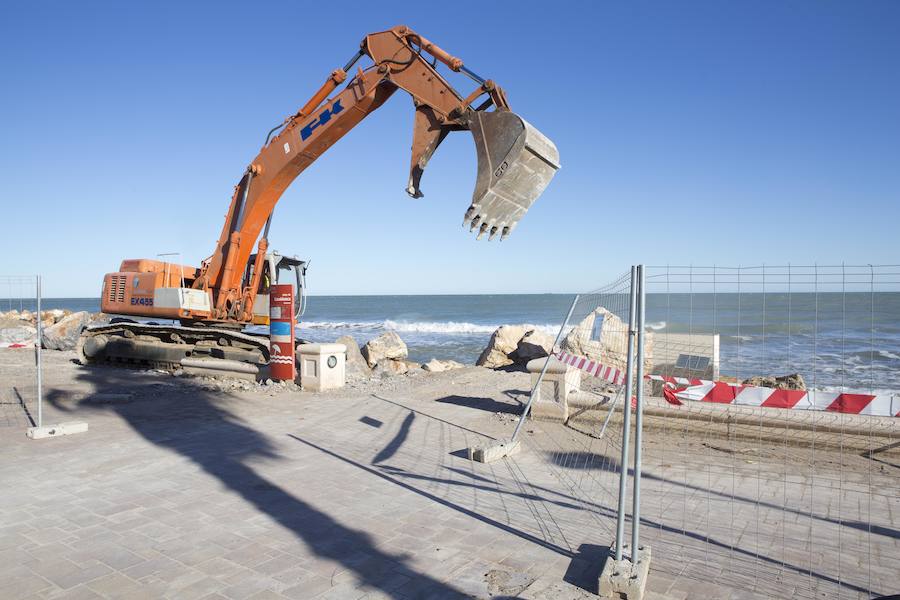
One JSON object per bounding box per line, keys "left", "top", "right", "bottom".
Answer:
{"left": 600, "top": 265, "right": 651, "bottom": 600}
{"left": 35, "top": 275, "right": 42, "bottom": 428}
{"left": 614, "top": 266, "right": 638, "bottom": 561}
{"left": 631, "top": 264, "right": 646, "bottom": 555}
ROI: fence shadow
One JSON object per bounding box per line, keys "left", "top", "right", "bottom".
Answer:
{"left": 435, "top": 394, "right": 521, "bottom": 414}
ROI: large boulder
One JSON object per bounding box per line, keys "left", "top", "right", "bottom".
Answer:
{"left": 560, "top": 306, "right": 653, "bottom": 371}
{"left": 422, "top": 358, "right": 465, "bottom": 373}
{"left": 89, "top": 312, "right": 111, "bottom": 327}
{"left": 743, "top": 373, "right": 806, "bottom": 390}
{"left": 41, "top": 311, "right": 91, "bottom": 351}
{"left": 336, "top": 335, "right": 370, "bottom": 377}
{"left": 361, "top": 331, "right": 408, "bottom": 368}
{"left": 476, "top": 324, "right": 558, "bottom": 369}
{"left": 516, "top": 329, "right": 555, "bottom": 361}
{"left": 476, "top": 325, "right": 530, "bottom": 369}
{"left": 373, "top": 358, "right": 409, "bottom": 377}
{"left": 0, "top": 324, "right": 36, "bottom": 347}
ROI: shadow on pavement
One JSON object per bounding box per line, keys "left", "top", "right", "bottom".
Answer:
{"left": 372, "top": 411, "right": 414, "bottom": 464}
{"left": 563, "top": 543, "right": 608, "bottom": 594}
{"left": 435, "top": 394, "right": 520, "bottom": 415}
{"left": 48, "top": 366, "right": 467, "bottom": 599}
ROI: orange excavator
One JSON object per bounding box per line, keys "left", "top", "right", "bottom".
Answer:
{"left": 78, "top": 26, "right": 559, "bottom": 373}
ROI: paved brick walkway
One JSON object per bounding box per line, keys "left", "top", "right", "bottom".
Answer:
{"left": 1, "top": 350, "right": 897, "bottom": 599}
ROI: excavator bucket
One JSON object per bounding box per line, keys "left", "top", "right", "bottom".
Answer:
{"left": 464, "top": 111, "right": 560, "bottom": 240}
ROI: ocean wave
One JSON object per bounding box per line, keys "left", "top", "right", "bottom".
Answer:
{"left": 299, "top": 321, "right": 376, "bottom": 330}
{"left": 298, "top": 319, "right": 558, "bottom": 335}
{"left": 646, "top": 321, "right": 666, "bottom": 331}
{"left": 385, "top": 320, "right": 501, "bottom": 334}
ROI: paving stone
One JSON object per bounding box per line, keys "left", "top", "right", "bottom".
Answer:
{"left": 2, "top": 354, "right": 894, "bottom": 600}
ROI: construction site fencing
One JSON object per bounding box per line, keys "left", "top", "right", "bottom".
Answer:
{"left": 0, "top": 275, "right": 43, "bottom": 430}
{"left": 509, "top": 268, "right": 644, "bottom": 576}
{"left": 511, "top": 264, "right": 898, "bottom": 599}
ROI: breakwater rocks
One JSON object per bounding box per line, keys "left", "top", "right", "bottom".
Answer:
{"left": 0, "top": 309, "right": 108, "bottom": 350}
{"left": 475, "top": 325, "right": 555, "bottom": 369}
{"left": 339, "top": 331, "right": 464, "bottom": 379}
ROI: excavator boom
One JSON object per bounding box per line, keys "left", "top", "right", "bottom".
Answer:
{"left": 83, "top": 26, "right": 559, "bottom": 373}
{"left": 198, "top": 25, "right": 559, "bottom": 321}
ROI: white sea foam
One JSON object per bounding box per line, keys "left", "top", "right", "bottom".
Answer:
{"left": 384, "top": 320, "right": 500, "bottom": 334}
{"left": 299, "top": 321, "right": 375, "bottom": 330}
{"left": 646, "top": 321, "right": 667, "bottom": 331}
{"left": 878, "top": 350, "right": 900, "bottom": 361}
{"left": 298, "top": 319, "right": 558, "bottom": 335}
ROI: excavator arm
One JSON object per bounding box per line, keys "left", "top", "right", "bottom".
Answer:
{"left": 195, "top": 25, "right": 560, "bottom": 321}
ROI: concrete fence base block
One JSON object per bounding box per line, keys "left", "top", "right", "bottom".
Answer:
{"left": 598, "top": 545, "right": 651, "bottom": 600}
{"left": 27, "top": 421, "right": 89, "bottom": 440}
{"left": 467, "top": 440, "right": 519, "bottom": 463}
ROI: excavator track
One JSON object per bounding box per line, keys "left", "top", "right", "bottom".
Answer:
{"left": 77, "top": 323, "right": 271, "bottom": 372}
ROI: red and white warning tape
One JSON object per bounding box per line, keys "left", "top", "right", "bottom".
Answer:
{"left": 646, "top": 374, "right": 722, "bottom": 387}
{"left": 550, "top": 353, "right": 899, "bottom": 417}
{"left": 0, "top": 341, "right": 34, "bottom": 349}
{"left": 554, "top": 352, "right": 625, "bottom": 385}
{"left": 661, "top": 381, "right": 900, "bottom": 417}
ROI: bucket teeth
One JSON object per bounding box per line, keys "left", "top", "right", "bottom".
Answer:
{"left": 488, "top": 226, "right": 499, "bottom": 241}
{"left": 467, "top": 110, "right": 559, "bottom": 241}
{"left": 462, "top": 206, "right": 476, "bottom": 227}
{"left": 476, "top": 222, "right": 489, "bottom": 240}
{"left": 469, "top": 215, "right": 481, "bottom": 232}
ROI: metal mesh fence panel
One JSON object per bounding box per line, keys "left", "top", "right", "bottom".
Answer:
{"left": 634, "top": 265, "right": 900, "bottom": 598}
{"left": 0, "top": 276, "right": 41, "bottom": 430}
{"left": 511, "top": 270, "right": 639, "bottom": 564}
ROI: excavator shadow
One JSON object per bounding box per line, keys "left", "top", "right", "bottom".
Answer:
{"left": 46, "top": 368, "right": 466, "bottom": 599}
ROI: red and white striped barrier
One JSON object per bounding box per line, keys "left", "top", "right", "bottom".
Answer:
{"left": 662, "top": 381, "right": 900, "bottom": 417}
{"left": 646, "top": 374, "right": 719, "bottom": 387}
{"left": 554, "top": 352, "right": 625, "bottom": 386}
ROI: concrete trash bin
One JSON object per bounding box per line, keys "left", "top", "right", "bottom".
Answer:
{"left": 297, "top": 343, "right": 346, "bottom": 392}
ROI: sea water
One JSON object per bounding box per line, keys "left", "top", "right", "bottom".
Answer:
{"left": 13, "top": 294, "right": 900, "bottom": 392}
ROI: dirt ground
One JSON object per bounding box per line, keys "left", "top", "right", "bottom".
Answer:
{"left": 1, "top": 348, "right": 897, "bottom": 599}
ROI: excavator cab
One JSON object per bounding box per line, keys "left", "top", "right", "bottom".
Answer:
{"left": 248, "top": 253, "right": 307, "bottom": 324}
{"left": 274, "top": 254, "right": 307, "bottom": 320}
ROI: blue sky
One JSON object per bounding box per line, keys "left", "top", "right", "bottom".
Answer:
{"left": 2, "top": 1, "right": 898, "bottom": 297}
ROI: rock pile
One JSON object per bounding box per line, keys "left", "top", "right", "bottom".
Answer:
{"left": 0, "top": 309, "right": 107, "bottom": 350}
{"left": 335, "top": 331, "right": 466, "bottom": 379}
{"left": 476, "top": 325, "right": 555, "bottom": 369}
{"left": 743, "top": 373, "right": 806, "bottom": 390}
{"left": 42, "top": 312, "right": 93, "bottom": 351}
{"left": 360, "top": 331, "right": 421, "bottom": 376}
{"left": 422, "top": 358, "right": 465, "bottom": 373}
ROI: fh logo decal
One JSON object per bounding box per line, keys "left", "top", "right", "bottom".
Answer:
{"left": 300, "top": 100, "right": 344, "bottom": 141}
